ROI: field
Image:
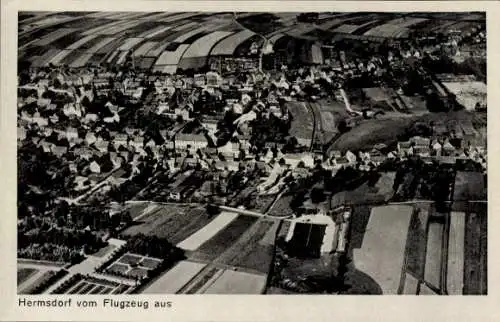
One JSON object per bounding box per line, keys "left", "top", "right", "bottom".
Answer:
{"left": 453, "top": 172, "right": 487, "bottom": 212}
{"left": 182, "top": 267, "right": 223, "bottom": 294}
{"left": 202, "top": 269, "right": 267, "bottom": 294}
{"left": 329, "top": 117, "right": 413, "bottom": 152}
{"left": 267, "top": 194, "right": 294, "bottom": 217}
{"left": 18, "top": 269, "right": 65, "bottom": 294}
{"left": 309, "top": 101, "right": 342, "bottom": 144}
{"left": 215, "top": 219, "right": 276, "bottom": 274}
{"left": 191, "top": 215, "right": 259, "bottom": 261}
{"left": 447, "top": 211, "right": 466, "bottom": 294}
{"left": 126, "top": 202, "right": 152, "bottom": 219}
{"left": 424, "top": 219, "right": 444, "bottom": 289}
{"left": 404, "top": 203, "right": 432, "bottom": 281}
{"left": 287, "top": 101, "right": 314, "bottom": 146}
{"left": 63, "top": 276, "right": 132, "bottom": 295}
{"left": 251, "top": 194, "right": 277, "bottom": 213}
{"left": 351, "top": 205, "right": 413, "bottom": 294}
{"left": 17, "top": 268, "right": 38, "bottom": 284}
{"left": 141, "top": 260, "right": 207, "bottom": 294}
{"left": 176, "top": 212, "right": 239, "bottom": 251}
{"left": 463, "top": 202, "right": 487, "bottom": 294}
{"left": 121, "top": 204, "right": 215, "bottom": 244}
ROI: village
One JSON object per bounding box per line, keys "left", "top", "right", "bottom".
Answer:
{"left": 17, "top": 11, "right": 487, "bottom": 296}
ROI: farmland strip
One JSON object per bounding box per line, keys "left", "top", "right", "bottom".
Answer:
{"left": 89, "top": 285, "right": 106, "bottom": 294}
{"left": 176, "top": 212, "right": 239, "bottom": 251}
{"left": 193, "top": 215, "right": 258, "bottom": 260}
{"left": 142, "top": 260, "right": 206, "bottom": 294}
{"left": 78, "top": 282, "right": 96, "bottom": 294}
{"left": 447, "top": 212, "right": 465, "bottom": 294}
{"left": 183, "top": 267, "right": 221, "bottom": 294}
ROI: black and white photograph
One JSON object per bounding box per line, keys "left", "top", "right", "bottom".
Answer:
{"left": 16, "top": 10, "right": 487, "bottom": 296}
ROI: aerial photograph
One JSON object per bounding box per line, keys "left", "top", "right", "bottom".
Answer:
{"left": 17, "top": 11, "right": 486, "bottom": 295}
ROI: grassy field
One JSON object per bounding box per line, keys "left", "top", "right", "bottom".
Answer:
{"left": 309, "top": 101, "right": 341, "bottom": 143}
{"left": 463, "top": 202, "right": 487, "bottom": 294}
{"left": 17, "top": 268, "right": 38, "bottom": 285}
{"left": 267, "top": 194, "right": 294, "bottom": 217}
{"left": 176, "top": 212, "right": 239, "bottom": 251}
{"left": 351, "top": 205, "right": 413, "bottom": 294}
{"left": 202, "top": 269, "right": 267, "bottom": 294}
{"left": 424, "top": 219, "right": 444, "bottom": 290}
{"left": 453, "top": 172, "right": 486, "bottom": 212}
{"left": 329, "top": 117, "right": 413, "bottom": 151}
{"left": 216, "top": 220, "right": 275, "bottom": 274}
{"left": 287, "top": 101, "right": 314, "bottom": 144}
{"left": 404, "top": 203, "right": 432, "bottom": 281}
{"left": 329, "top": 110, "right": 486, "bottom": 152}
{"left": 252, "top": 194, "right": 278, "bottom": 213}
{"left": 192, "top": 215, "right": 259, "bottom": 262}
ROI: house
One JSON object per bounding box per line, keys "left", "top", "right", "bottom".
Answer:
{"left": 85, "top": 132, "right": 97, "bottom": 146}
{"left": 345, "top": 150, "right": 357, "bottom": 164}
{"left": 73, "top": 147, "right": 94, "bottom": 160}
{"left": 201, "top": 119, "right": 219, "bottom": 134}
{"left": 442, "top": 141, "right": 456, "bottom": 156}
{"left": 89, "top": 161, "right": 101, "bottom": 174}
{"left": 411, "top": 136, "right": 430, "bottom": 148}
{"left": 182, "top": 157, "right": 199, "bottom": 169}
{"left": 131, "top": 137, "right": 144, "bottom": 149}
{"left": 119, "top": 151, "right": 130, "bottom": 161}
{"left": 49, "top": 114, "right": 59, "bottom": 124}
{"left": 103, "top": 113, "right": 120, "bottom": 123}
{"left": 113, "top": 134, "right": 128, "bottom": 149}
{"left": 329, "top": 150, "right": 342, "bottom": 159}
{"left": 32, "top": 113, "right": 49, "bottom": 127}
{"left": 63, "top": 103, "right": 82, "bottom": 118}
{"left": 65, "top": 127, "right": 79, "bottom": 141}
{"left": 51, "top": 145, "right": 68, "bottom": 157}
{"left": 333, "top": 156, "right": 351, "bottom": 169}
{"left": 124, "top": 127, "right": 136, "bottom": 136}
{"left": 397, "top": 141, "right": 412, "bottom": 155}
{"left": 109, "top": 152, "right": 124, "bottom": 167}
{"left": 38, "top": 139, "right": 55, "bottom": 153}
{"left": 284, "top": 153, "right": 315, "bottom": 169}
{"left": 432, "top": 141, "right": 442, "bottom": 156}
{"left": 37, "top": 98, "right": 51, "bottom": 108}
{"left": 218, "top": 141, "right": 240, "bottom": 159}
{"left": 174, "top": 133, "right": 208, "bottom": 151}
{"left": 17, "top": 127, "right": 27, "bottom": 141}
{"left": 194, "top": 74, "right": 206, "bottom": 87}
{"left": 414, "top": 146, "right": 431, "bottom": 157}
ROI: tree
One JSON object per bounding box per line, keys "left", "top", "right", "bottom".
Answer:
{"left": 207, "top": 204, "right": 221, "bottom": 217}
{"left": 310, "top": 187, "right": 326, "bottom": 204}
